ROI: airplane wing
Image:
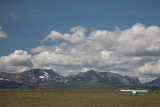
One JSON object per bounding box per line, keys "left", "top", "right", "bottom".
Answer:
{"left": 120, "top": 90, "right": 134, "bottom": 92}
{"left": 120, "top": 90, "right": 148, "bottom": 92}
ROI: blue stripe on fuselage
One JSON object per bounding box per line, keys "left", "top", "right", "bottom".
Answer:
{"left": 130, "top": 93, "right": 140, "bottom": 95}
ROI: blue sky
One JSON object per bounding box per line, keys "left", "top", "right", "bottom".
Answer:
{"left": 1, "top": 0, "right": 160, "bottom": 56}
{"left": 0, "top": 0, "right": 160, "bottom": 82}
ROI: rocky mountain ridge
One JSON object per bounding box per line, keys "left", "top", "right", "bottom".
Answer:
{"left": 62, "top": 70, "right": 140, "bottom": 85}
{"left": 0, "top": 69, "right": 62, "bottom": 88}
{"left": 146, "top": 77, "right": 160, "bottom": 84}
{"left": 0, "top": 69, "right": 140, "bottom": 88}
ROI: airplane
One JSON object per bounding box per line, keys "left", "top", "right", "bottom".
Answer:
{"left": 120, "top": 89, "right": 148, "bottom": 96}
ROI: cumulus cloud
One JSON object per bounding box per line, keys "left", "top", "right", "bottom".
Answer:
{"left": 86, "top": 23, "right": 160, "bottom": 56}
{"left": 1, "top": 23, "right": 160, "bottom": 82}
{"left": 134, "top": 60, "right": 160, "bottom": 76}
{"left": 42, "top": 26, "right": 86, "bottom": 44}
{"left": 0, "top": 50, "right": 33, "bottom": 73}
{"left": 0, "top": 25, "right": 8, "bottom": 38}
{"left": 117, "top": 23, "right": 160, "bottom": 56}
{"left": 32, "top": 50, "right": 118, "bottom": 68}
{"left": 30, "top": 23, "right": 160, "bottom": 82}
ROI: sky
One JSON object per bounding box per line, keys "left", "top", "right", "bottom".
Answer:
{"left": 0, "top": 0, "right": 160, "bottom": 82}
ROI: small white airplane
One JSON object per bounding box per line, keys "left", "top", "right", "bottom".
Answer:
{"left": 120, "top": 89, "right": 148, "bottom": 95}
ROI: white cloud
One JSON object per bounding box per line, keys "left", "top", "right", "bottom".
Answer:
{"left": 30, "top": 23, "right": 160, "bottom": 82}
{"left": 117, "top": 23, "right": 160, "bottom": 56}
{"left": 32, "top": 50, "right": 118, "bottom": 68}
{"left": 0, "top": 25, "right": 8, "bottom": 38}
{"left": 86, "top": 23, "right": 160, "bottom": 56}
{"left": 42, "top": 26, "right": 86, "bottom": 44}
{"left": 31, "top": 44, "right": 122, "bottom": 77}
{"left": 131, "top": 61, "right": 160, "bottom": 83}
{"left": 0, "top": 50, "right": 32, "bottom": 73}
{"left": 1, "top": 23, "right": 160, "bottom": 82}
{"left": 134, "top": 61, "right": 160, "bottom": 76}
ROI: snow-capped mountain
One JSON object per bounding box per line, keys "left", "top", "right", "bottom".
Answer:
{"left": 0, "top": 69, "right": 62, "bottom": 87}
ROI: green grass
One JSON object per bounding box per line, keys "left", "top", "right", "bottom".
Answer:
{"left": 41, "top": 81, "right": 116, "bottom": 90}
{"left": 0, "top": 90, "right": 160, "bottom": 107}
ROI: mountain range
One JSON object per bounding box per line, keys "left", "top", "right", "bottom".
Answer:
{"left": 0, "top": 68, "right": 159, "bottom": 89}
{"left": 0, "top": 69, "right": 62, "bottom": 88}
{"left": 62, "top": 70, "right": 139, "bottom": 85}
{"left": 146, "top": 77, "right": 160, "bottom": 84}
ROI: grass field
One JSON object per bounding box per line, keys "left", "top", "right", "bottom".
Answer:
{"left": 0, "top": 89, "right": 160, "bottom": 107}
